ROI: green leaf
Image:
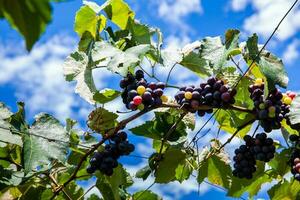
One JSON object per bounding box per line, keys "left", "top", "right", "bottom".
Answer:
{"left": 269, "top": 148, "right": 292, "bottom": 177}
{"left": 23, "top": 113, "right": 68, "bottom": 174}
{"left": 104, "top": 0, "right": 134, "bottom": 30}
{"left": 87, "top": 107, "right": 118, "bottom": 134}
{"left": 175, "top": 162, "right": 193, "bottom": 183}
{"left": 268, "top": 180, "right": 300, "bottom": 200}
{"left": 199, "top": 29, "right": 240, "bottom": 70}
{"left": 197, "top": 155, "right": 232, "bottom": 189}
{"left": 155, "top": 148, "right": 186, "bottom": 183}
{"left": 96, "top": 165, "right": 132, "bottom": 200}
{"left": 74, "top": 6, "right": 97, "bottom": 38}
{"left": 127, "top": 18, "right": 154, "bottom": 44}
{"left": 130, "top": 111, "right": 188, "bottom": 142}
{"left": 93, "top": 88, "right": 121, "bottom": 104}
{"left": 63, "top": 51, "right": 97, "bottom": 104}
{"left": 258, "top": 54, "right": 288, "bottom": 88}
{"left": 228, "top": 162, "right": 271, "bottom": 198}
{"left": 0, "top": 166, "right": 23, "bottom": 189}
{"left": 136, "top": 166, "right": 152, "bottom": 181}
{"left": 0, "top": 103, "right": 22, "bottom": 146}
{"left": 160, "top": 49, "right": 183, "bottom": 68}
{"left": 182, "top": 112, "right": 196, "bottom": 130}
{"left": 180, "top": 52, "right": 212, "bottom": 78}
{"left": 0, "top": 0, "right": 52, "bottom": 50}
{"left": 92, "top": 41, "right": 150, "bottom": 76}
{"left": 133, "top": 190, "right": 162, "bottom": 200}
{"left": 287, "top": 95, "right": 300, "bottom": 126}
{"left": 215, "top": 109, "right": 254, "bottom": 137}
{"left": 246, "top": 34, "right": 259, "bottom": 61}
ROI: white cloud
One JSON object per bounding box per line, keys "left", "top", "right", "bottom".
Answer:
{"left": 0, "top": 35, "right": 113, "bottom": 122}
{"left": 155, "top": 0, "right": 202, "bottom": 33}
{"left": 230, "top": 0, "right": 250, "bottom": 11}
{"left": 283, "top": 39, "right": 300, "bottom": 64}
{"left": 230, "top": 0, "right": 300, "bottom": 41}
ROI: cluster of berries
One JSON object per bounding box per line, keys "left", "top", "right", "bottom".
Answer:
{"left": 249, "top": 78, "right": 295, "bottom": 133}
{"left": 289, "top": 134, "right": 300, "bottom": 181}
{"left": 246, "top": 133, "right": 275, "bottom": 162}
{"left": 233, "top": 133, "right": 276, "bottom": 179}
{"left": 120, "top": 70, "right": 168, "bottom": 110}
{"left": 86, "top": 131, "right": 134, "bottom": 176}
{"left": 174, "top": 77, "right": 236, "bottom": 117}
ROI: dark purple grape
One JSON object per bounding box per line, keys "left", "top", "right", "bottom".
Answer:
{"left": 220, "top": 85, "right": 228, "bottom": 93}
{"left": 157, "top": 82, "right": 166, "bottom": 89}
{"left": 213, "top": 91, "right": 221, "bottom": 100}
{"left": 154, "top": 88, "right": 163, "bottom": 97}
{"left": 191, "top": 100, "right": 199, "bottom": 109}
{"left": 192, "top": 91, "right": 201, "bottom": 100}
{"left": 221, "top": 92, "right": 231, "bottom": 102}
{"left": 148, "top": 82, "right": 157, "bottom": 90}
{"left": 207, "top": 77, "right": 216, "bottom": 85}
{"left": 120, "top": 79, "right": 128, "bottom": 88}
{"left": 128, "top": 90, "right": 138, "bottom": 99}
{"left": 142, "top": 92, "right": 152, "bottom": 101}
{"left": 135, "top": 70, "right": 144, "bottom": 80}
{"left": 185, "top": 87, "right": 194, "bottom": 92}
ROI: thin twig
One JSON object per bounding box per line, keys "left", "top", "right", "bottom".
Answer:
{"left": 77, "top": 184, "right": 96, "bottom": 200}
{"left": 135, "top": 182, "right": 156, "bottom": 200}
{"left": 166, "top": 62, "right": 178, "bottom": 85}
{"left": 230, "top": 56, "right": 243, "bottom": 74}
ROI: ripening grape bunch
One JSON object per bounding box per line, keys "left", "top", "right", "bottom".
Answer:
{"left": 120, "top": 70, "right": 168, "bottom": 111}
{"left": 86, "top": 131, "right": 134, "bottom": 176}
{"left": 174, "top": 77, "right": 237, "bottom": 117}
{"left": 289, "top": 134, "right": 300, "bottom": 181}
{"left": 233, "top": 133, "right": 276, "bottom": 179}
{"left": 249, "top": 78, "right": 296, "bottom": 133}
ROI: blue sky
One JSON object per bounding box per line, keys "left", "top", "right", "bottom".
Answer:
{"left": 1, "top": 0, "right": 300, "bottom": 199}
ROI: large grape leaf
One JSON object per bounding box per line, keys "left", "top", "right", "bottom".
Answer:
{"left": 133, "top": 191, "right": 162, "bottom": 200}
{"left": 126, "top": 18, "right": 154, "bottom": 45}
{"left": 130, "top": 111, "right": 188, "bottom": 142}
{"left": 93, "top": 88, "right": 121, "bottom": 104}
{"left": 245, "top": 34, "right": 289, "bottom": 88}
{"left": 180, "top": 52, "right": 212, "bottom": 78}
{"left": 199, "top": 29, "right": 240, "bottom": 69}
{"left": 0, "top": 103, "right": 22, "bottom": 146}
{"left": 96, "top": 165, "right": 132, "bottom": 200}
{"left": 197, "top": 154, "right": 232, "bottom": 189}
{"left": 268, "top": 180, "right": 300, "bottom": 200}
{"left": 104, "top": 0, "right": 134, "bottom": 30}
{"left": 215, "top": 109, "right": 254, "bottom": 138}
{"left": 87, "top": 107, "right": 118, "bottom": 134}
{"left": 287, "top": 95, "right": 300, "bottom": 126}
{"left": 63, "top": 51, "right": 97, "bottom": 104}
{"left": 0, "top": 0, "right": 52, "bottom": 50}
{"left": 91, "top": 41, "right": 150, "bottom": 76}
{"left": 154, "top": 148, "right": 186, "bottom": 183}
{"left": 23, "top": 113, "right": 69, "bottom": 174}
{"left": 74, "top": 6, "right": 98, "bottom": 38}
{"left": 268, "top": 148, "right": 292, "bottom": 177}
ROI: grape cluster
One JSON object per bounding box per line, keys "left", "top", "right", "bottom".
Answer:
{"left": 120, "top": 70, "right": 168, "bottom": 111}
{"left": 289, "top": 134, "right": 300, "bottom": 181}
{"left": 233, "top": 138, "right": 256, "bottom": 179}
{"left": 233, "top": 133, "right": 276, "bottom": 179}
{"left": 174, "top": 77, "right": 236, "bottom": 117}
{"left": 86, "top": 131, "right": 134, "bottom": 176}
{"left": 248, "top": 133, "right": 275, "bottom": 162}
{"left": 249, "top": 78, "right": 294, "bottom": 133}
